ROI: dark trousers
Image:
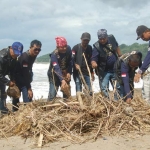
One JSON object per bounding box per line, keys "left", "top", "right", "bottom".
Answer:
{"left": 12, "top": 86, "right": 32, "bottom": 111}
{"left": 0, "top": 82, "right": 8, "bottom": 113}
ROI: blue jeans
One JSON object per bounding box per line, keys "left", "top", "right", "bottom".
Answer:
{"left": 0, "top": 82, "right": 8, "bottom": 113}
{"left": 48, "top": 81, "right": 69, "bottom": 101}
{"left": 73, "top": 73, "right": 91, "bottom": 93}
{"left": 99, "top": 72, "right": 120, "bottom": 99}
{"left": 12, "top": 86, "right": 32, "bottom": 111}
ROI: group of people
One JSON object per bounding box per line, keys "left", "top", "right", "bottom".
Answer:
{"left": 0, "top": 40, "right": 42, "bottom": 114}
{"left": 0, "top": 25, "right": 150, "bottom": 114}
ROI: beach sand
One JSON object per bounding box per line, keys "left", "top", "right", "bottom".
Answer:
{"left": 1, "top": 134, "right": 150, "bottom": 150}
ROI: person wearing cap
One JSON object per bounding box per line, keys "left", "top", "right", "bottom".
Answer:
{"left": 114, "top": 51, "right": 142, "bottom": 103}
{"left": 91, "top": 29, "right": 121, "bottom": 99}
{"left": 12, "top": 40, "right": 42, "bottom": 111}
{"left": 0, "top": 42, "right": 23, "bottom": 114}
{"left": 134, "top": 25, "right": 150, "bottom": 102}
{"left": 47, "top": 37, "right": 72, "bottom": 101}
{"left": 72, "top": 32, "right": 94, "bottom": 96}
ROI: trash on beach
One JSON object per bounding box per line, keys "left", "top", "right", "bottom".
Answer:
{"left": 0, "top": 92, "right": 150, "bottom": 147}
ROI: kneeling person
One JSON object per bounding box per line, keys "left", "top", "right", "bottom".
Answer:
{"left": 114, "top": 51, "right": 142, "bottom": 103}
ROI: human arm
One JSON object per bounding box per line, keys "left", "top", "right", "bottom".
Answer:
{"left": 116, "top": 47, "right": 122, "bottom": 57}
{"left": 51, "top": 53, "right": 64, "bottom": 82}
{"left": 121, "top": 62, "right": 132, "bottom": 99}
{"left": 91, "top": 47, "right": 99, "bottom": 69}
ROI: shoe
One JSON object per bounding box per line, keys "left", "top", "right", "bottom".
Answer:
{"left": 1, "top": 107, "right": 9, "bottom": 114}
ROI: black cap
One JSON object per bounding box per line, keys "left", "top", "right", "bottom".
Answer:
{"left": 81, "top": 32, "right": 91, "bottom": 41}
{"left": 136, "top": 25, "right": 149, "bottom": 40}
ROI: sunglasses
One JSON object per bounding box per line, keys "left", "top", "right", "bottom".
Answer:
{"left": 33, "top": 48, "right": 41, "bottom": 52}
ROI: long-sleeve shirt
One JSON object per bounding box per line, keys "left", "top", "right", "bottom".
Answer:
{"left": 91, "top": 39, "right": 118, "bottom": 72}
{"left": 50, "top": 46, "right": 72, "bottom": 82}
{"left": 120, "top": 51, "right": 142, "bottom": 99}
{"left": 139, "top": 41, "right": 150, "bottom": 73}
{"left": 0, "top": 48, "right": 17, "bottom": 85}
{"left": 121, "top": 62, "right": 132, "bottom": 98}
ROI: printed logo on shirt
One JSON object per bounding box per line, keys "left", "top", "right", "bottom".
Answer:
{"left": 121, "top": 73, "right": 126, "bottom": 77}
{"left": 23, "top": 63, "right": 28, "bottom": 67}
{"left": 72, "top": 51, "right": 75, "bottom": 55}
{"left": 53, "top": 62, "right": 57, "bottom": 66}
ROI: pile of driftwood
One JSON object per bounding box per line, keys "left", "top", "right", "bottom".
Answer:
{"left": 0, "top": 93, "right": 150, "bottom": 147}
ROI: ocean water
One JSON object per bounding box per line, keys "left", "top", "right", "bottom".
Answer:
{"left": 7, "top": 63, "right": 143, "bottom": 102}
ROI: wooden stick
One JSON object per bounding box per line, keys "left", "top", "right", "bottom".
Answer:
{"left": 69, "top": 113, "right": 85, "bottom": 130}
{"left": 82, "top": 53, "right": 94, "bottom": 99}
{"left": 41, "top": 102, "right": 79, "bottom": 108}
{"left": 76, "top": 92, "right": 86, "bottom": 110}
{"left": 37, "top": 133, "right": 43, "bottom": 147}
{"left": 78, "top": 67, "right": 89, "bottom": 93}
{"left": 94, "top": 121, "right": 103, "bottom": 140}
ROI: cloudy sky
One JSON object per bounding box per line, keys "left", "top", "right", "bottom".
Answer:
{"left": 0, "top": 0, "right": 149, "bottom": 56}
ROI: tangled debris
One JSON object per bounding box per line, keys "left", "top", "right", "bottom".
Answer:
{"left": 0, "top": 92, "right": 150, "bottom": 147}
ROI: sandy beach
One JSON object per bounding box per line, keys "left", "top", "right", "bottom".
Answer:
{"left": 1, "top": 134, "right": 150, "bottom": 150}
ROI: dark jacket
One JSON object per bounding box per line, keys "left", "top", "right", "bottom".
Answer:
{"left": 92, "top": 34, "right": 119, "bottom": 76}
{"left": 0, "top": 48, "right": 17, "bottom": 85}
{"left": 114, "top": 52, "right": 142, "bottom": 85}
{"left": 72, "top": 44, "right": 93, "bottom": 76}
{"left": 15, "top": 50, "right": 36, "bottom": 89}
{"left": 47, "top": 46, "right": 72, "bottom": 82}
{"left": 114, "top": 52, "right": 142, "bottom": 99}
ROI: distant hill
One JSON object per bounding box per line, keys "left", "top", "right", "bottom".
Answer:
{"left": 119, "top": 43, "right": 148, "bottom": 60}
{"left": 36, "top": 43, "right": 149, "bottom": 62}
{"left": 36, "top": 53, "right": 50, "bottom": 62}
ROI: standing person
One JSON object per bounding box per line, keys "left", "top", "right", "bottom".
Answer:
{"left": 72, "top": 32, "right": 94, "bottom": 95}
{"left": 114, "top": 51, "right": 142, "bottom": 103}
{"left": 134, "top": 25, "right": 150, "bottom": 102}
{"left": 47, "top": 37, "right": 72, "bottom": 101}
{"left": 0, "top": 42, "right": 23, "bottom": 114}
{"left": 13, "top": 40, "right": 42, "bottom": 111}
{"left": 91, "top": 29, "right": 121, "bottom": 98}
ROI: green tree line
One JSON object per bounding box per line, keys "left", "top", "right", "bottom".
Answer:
{"left": 36, "top": 43, "right": 149, "bottom": 62}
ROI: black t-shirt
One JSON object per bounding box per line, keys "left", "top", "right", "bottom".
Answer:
{"left": 15, "top": 50, "right": 36, "bottom": 89}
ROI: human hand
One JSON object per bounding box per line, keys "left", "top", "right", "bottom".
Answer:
{"left": 126, "top": 98, "right": 131, "bottom": 104}
{"left": 75, "top": 64, "right": 80, "bottom": 70}
{"left": 28, "top": 89, "right": 33, "bottom": 99}
{"left": 134, "top": 73, "right": 141, "bottom": 83}
{"left": 9, "top": 81, "right": 15, "bottom": 87}
{"left": 61, "top": 80, "right": 68, "bottom": 89}
{"left": 66, "top": 73, "right": 71, "bottom": 82}
{"left": 91, "top": 61, "right": 97, "bottom": 69}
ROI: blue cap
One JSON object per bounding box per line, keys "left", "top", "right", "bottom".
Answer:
{"left": 12, "top": 42, "right": 23, "bottom": 55}
{"left": 97, "top": 29, "right": 108, "bottom": 39}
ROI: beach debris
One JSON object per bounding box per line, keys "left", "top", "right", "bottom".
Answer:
{"left": 7, "top": 85, "right": 21, "bottom": 98}
{"left": 61, "top": 84, "right": 71, "bottom": 98}
{"left": 0, "top": 93, "right": 150, "bottom": 147}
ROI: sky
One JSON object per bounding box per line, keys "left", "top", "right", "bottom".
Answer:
{"left": 0, "top": 0, "right": 150, "bottom": 56}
